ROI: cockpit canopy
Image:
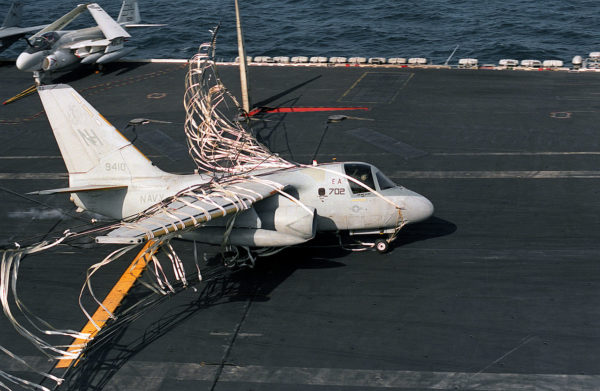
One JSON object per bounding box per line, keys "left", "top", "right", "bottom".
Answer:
{"left": 26, "top": 32, "right": 59, "bottom": 53}
{"left": 343, "top": 163, "right": 397, "bottom": 194}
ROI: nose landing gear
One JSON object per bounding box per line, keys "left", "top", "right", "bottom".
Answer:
{"left": 374, "top": 238, "right": 389, "bottom": 254}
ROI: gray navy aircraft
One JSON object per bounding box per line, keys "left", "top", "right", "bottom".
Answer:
{"left": 35, "top": 83, "right": 434, "bottom": 255}
{"left": 15, "top": 0, "right": 160, "bottom": 82}
{"left": 0, "top": 1, "right": 46, "bottom": 52}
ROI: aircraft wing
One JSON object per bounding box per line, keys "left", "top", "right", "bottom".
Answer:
{"left": 87, "top": 3, "right": 130, "bottom": 40}
{"left": 63, "top": 38, "right": 111, "bottom": 49}
{"left": 31, "top": 3, "right": 88, "bottom": 39}
{"left": 0, "top": 25, "right": 46, "bottom": 39}
{"left": 95, "top": 179, "right": 284, "bottom": 244}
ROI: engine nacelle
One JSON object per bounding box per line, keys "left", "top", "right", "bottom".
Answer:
{"left": 268, "top": 206, "right": 316, "bottom": 240}
{"left": 42, "top": 51, "right": 78, "bottom": 71}
{"left": 180, "top": 206, "right": 317, "bottom": 247}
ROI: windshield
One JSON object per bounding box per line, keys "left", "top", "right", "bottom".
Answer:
{"left": 26, "top": 32, "right": 58, "bottom": 53}
{"left": 376, "top": 170, "right": 396, "bottom": 190}
{"left": 344, "top": 163, "right": 375, "bottom": 194}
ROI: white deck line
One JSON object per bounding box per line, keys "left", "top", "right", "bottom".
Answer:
{"left": 2, "top": 152, "right": 600, "bottom": 160}
{"left": 3, "top": 356, "right": 598, "bottom": 390}
{"left": 390, "top": 170, "right": 600, "bottom": 179}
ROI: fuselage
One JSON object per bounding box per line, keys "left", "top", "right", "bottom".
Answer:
{"left": 71, "top": 162, "right": 434, "bottom": 247}
{"left": 16, "top": 27, "right": 104, "bottom": 72}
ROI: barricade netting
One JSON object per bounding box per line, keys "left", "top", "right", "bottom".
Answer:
{"left": 0, "top": 28, "right": 406, "bottom": 391}
{"left": 0, "top": 31, "right": 293, "bottom": 391}
{"left": 0, "top": 171, "right": 296, "bottom": 390}
{"left": 184, "top": 27, "right": 295, "bottom": 176}
{"left": 0, "top": 230, "right": 198, "bottom": 390}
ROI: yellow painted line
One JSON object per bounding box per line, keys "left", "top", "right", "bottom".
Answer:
{"left": 337, "top": 71, "right": 367, "bottom": 102}
{"left": 337, "top": 72, "right": 413, "bottom": 104}
{"left": 2, "top": 85, "right": 37, "bottom": 105}
{"left": 55, "top": 240, "right": 157, "bottom": 369}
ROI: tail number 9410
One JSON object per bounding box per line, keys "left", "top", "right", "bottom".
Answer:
{"left": 105, "top": 162, "right": 127, "bottom": 172}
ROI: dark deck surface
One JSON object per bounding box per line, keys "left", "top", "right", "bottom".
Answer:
{"left": 1, "top": 61, "right": 600, "bottom": 390}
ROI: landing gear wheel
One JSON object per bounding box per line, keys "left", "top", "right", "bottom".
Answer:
{"left": 374, "top": 239, "right": 389, "bottom": 254}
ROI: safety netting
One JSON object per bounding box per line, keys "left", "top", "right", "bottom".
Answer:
{"left": 183, "top": 26, "right": 294, "bottom": 176}
{"left": 0, "top": 26, "right": 406, "bottom": 391}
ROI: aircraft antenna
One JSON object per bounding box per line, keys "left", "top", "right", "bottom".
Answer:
{"left": 444, "top": 44, "right": 460, "bottom": 66}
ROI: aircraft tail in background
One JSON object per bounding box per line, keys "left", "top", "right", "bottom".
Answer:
{"left": 2, "top": 1, "right": 23, "bottom": 28}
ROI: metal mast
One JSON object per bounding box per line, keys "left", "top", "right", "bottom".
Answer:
{"left": 235, "top": 0, "right": 251, "bottom": 113}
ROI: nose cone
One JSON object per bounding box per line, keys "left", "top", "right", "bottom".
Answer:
{"left": 404, "top": 195, "right": 434, "bottom": 224}
{"left": 16, "top": 52, "right": 43, "bottom": 71}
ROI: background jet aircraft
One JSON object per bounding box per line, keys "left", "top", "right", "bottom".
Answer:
{"left": 0, "top": 1, "right": 47, "bottom": 52}
{"left": 34, "top": 84, "right": 434, "bottom": 255}
{"left": 16, "top": 0, "right": 157, "bottom": 80}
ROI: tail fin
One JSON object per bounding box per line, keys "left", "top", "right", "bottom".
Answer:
{"left": 37, "top": 84, "right": 164, "bottom": 183}
{"left": 2, "top": 1, "right": 22, "bottom": 28}
{"left": 117, "top": 0, "right": 141, "bottom": 25}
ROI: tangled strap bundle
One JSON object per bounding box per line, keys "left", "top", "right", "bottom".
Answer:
{"left": 0, "top": 27, "right": 409, "bottom": 391}
{"left": 183, "top": 28, "right": 294, "bottom": 176}
{"left": 0, "top": 28, "right": 296, "bottom": 391}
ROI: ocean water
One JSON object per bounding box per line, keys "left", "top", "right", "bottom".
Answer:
{"left": 2, "top": 0, "right": 599, "bottom": 65}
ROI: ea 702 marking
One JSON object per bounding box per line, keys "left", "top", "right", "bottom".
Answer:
{"left": 329, "top": 188, "right": 346, "bottom": 195}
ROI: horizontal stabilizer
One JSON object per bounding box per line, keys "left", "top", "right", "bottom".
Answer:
{"left": 28, "top": 185, "right": 127, "bottom": 195}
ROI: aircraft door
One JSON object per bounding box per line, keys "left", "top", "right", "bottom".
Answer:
{"left": 313, "top": 168, "right": 352, "bottom": 231}
{"left": 344, "top": 163, "right": 387, "bottom": 229}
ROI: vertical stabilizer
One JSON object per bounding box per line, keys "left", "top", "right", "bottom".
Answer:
{"left": 2, "top": 1, "right": 22, "bottom": 28}
{"left": 37, "top": 84, "right": 165, "bottom": 183}
{"left": 117, "top": 0, "right": 141, "bottom": 25}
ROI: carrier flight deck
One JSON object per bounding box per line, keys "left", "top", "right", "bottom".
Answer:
{"left": 0, "top": 59, "right": 599, "bottom": 390}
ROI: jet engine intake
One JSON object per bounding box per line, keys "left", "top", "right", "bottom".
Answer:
{"left": 42, "top": 51, "right": 78, "bottom": 71}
